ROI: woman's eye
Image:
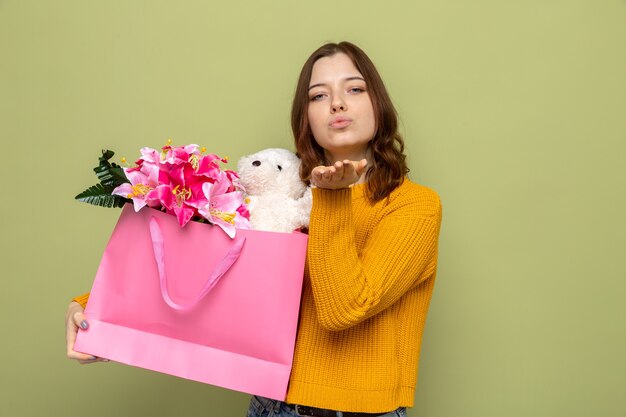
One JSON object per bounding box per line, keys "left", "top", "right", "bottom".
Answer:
{"left": 310, "top": 93, "right": 325, "bottom": 101}
{"left": 349, "top": 87, "right": 365, "bottom": 94}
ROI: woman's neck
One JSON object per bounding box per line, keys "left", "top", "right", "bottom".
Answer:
{"left": 324, "top": 147, "right": 371, "bottom": 165}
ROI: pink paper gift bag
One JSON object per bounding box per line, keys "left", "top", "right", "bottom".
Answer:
{"left": 75, "top": 204, "right": 307, "bottom": 400}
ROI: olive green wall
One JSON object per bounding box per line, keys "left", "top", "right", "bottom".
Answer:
{"left": 1, "top": 1, "right": 624, "bottom": 416}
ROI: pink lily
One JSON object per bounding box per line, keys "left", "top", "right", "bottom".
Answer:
{"left": 147, "top": 183, "right": 197, "bottom": 227}
{"left": 190, "top": 173, "right": 251, "bottom": 238}
{"left": 161, "top": 144, "right": 200, "bottom": 165}
{"left": 150, "top": 162, "right": 204, "bottom": 227}
{"left": 138, "top": 147, "right": 161, "bottom": 164}
{"left": 112, "top": 161, "right": 160, "bottom": 212}
{"left": 194, "top": 153, "right": 226, "bottom": 181}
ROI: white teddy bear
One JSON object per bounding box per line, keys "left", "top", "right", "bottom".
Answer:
{"left": 237, "top": 148, "right": 312, "bottom": 233}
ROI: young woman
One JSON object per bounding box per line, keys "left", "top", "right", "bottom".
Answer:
{"left": 66, "top": 41, "right": 442, "bottom": 417}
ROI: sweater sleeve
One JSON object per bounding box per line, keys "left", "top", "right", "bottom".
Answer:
{"left": 72, "top": 292, "right": 90, "bottom": 309}
{"left": 307, "top": 186, "right": 442, "bottom": 331}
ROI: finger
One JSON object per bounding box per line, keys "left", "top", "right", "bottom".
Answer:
{"left": 65, "top": 315, "right": 80, "bottom": 354}
{"left": 322, "top": 166, "right": 335, "bottom": 181}
{"left": 311, "top": 167, "right": 326, "bottom": 187}
{"left": 312, "top": 170, "right": 323, "bottom": 184}
{"left": 66, "top": 332, "right": 100, "bottom": 362}
{"left": 69, "top": 349, "right": 99, "bottom": 362}
{"left": 66, "top": 309, "right": 97, "bottom": 362}
{"left": 77, "top": 356, "right": 110, "bottom": 365}
{"left": 345, "top": 159, "right": 366, "bottom": 180}
{"left": 333, "top": 161, "right": 345, "bottom": 180}
{"left": 341, "top": 160, "right": 355, "bottom": 179}
{"left": 66, "top": 325, "right": 97, "bottom": 362}
{"left": 72, "top": 311, "right": 89, "bottom": 331}
{"left": 68, "top": 344, "right": 110, "bottom": 363}
{"left": 356, "top": 158, "right": 368, "bottom": 175}
{"left": 312, "top": 166, "right": 326, "bottom": 178}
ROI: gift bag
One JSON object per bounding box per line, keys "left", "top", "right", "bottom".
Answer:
{"left": 75, "top": 204, "right": 307, "bottom": 400}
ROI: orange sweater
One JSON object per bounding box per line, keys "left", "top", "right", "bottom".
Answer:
{"left": 73, "top": 179, "right": 442, "bottom": 413}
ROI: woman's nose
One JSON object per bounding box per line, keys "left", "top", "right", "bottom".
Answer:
{"left": 330, "top": 96, "right": 346, "bottom": 113}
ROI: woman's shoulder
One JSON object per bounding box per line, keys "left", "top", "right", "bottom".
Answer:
{"left": 388, "top": 178, "right": 442, "bottom": 219}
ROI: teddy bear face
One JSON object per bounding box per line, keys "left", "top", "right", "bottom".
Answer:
{"left": 237, "top": 148, "right": 307, "bottom": 199}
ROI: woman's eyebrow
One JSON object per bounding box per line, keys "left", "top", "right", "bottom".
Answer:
{"left": 308, "top": 76, "right": 366, "bottom": 91}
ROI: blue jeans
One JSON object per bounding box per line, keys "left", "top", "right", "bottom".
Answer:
{"left": 246, "top": 395, "right": 408, "bottom": 417}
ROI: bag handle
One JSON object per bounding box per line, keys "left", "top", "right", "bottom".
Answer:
{"left": 149, "top": 216, "right": 246, "bottom": 311}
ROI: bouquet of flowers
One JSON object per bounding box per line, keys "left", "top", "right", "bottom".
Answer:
{"left": 76, "top": 140, "right": 251, "bottom": 238}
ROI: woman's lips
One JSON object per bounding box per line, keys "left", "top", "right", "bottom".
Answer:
{"left": 329, "top": 117, "right": 352, "bottom": 129}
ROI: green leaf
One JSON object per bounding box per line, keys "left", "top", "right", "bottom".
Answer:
{"left": 75, "top": 183, "right": 129, "bottom": 208}
{"left": 94, "top": 149, "right": 129, "bottom": 187}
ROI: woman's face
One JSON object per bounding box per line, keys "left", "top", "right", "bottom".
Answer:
{"left": 307, "top": 53, "right": 376, "bottom": 162}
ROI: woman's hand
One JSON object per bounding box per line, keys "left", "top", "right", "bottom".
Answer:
{"left": 311, "top": 159, "right": 368, "bottom": 189}
{"left": 65, "top": 301, "right": 108, "bottom": 364}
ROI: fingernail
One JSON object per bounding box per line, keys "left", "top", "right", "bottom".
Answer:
{"left": 80, "top": 320, "right": 89, "bottom": 330}
{"left": 102, "top": 359, "right": 110, "bottom": 362}
{"left": 90, "top": 356, "right": 97, "bottom": 360}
